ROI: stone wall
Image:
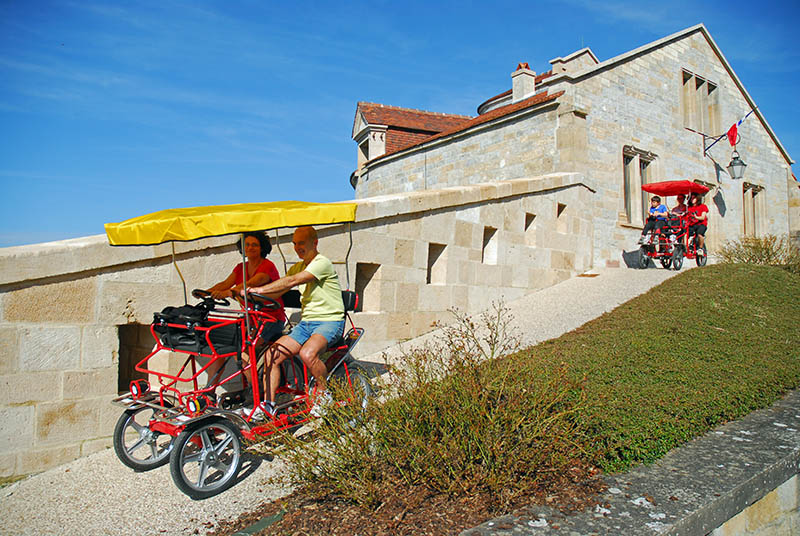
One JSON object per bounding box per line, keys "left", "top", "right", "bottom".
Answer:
{"left": 0, "top": 173, "right": 593, "bottom": 478}
{"left": 356, "top": 105, "right": 560, "bottom": 199}
{"left": 712, "top": 474, "right": 799, "bottom": 536}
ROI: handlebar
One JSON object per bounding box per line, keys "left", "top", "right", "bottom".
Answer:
{"left": 191, "top": 288, "right": 231, "bottom": 307}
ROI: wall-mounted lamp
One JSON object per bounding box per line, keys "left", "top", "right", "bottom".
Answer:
{"left": 726, "top": 149, "right": 747, "bottom": 180}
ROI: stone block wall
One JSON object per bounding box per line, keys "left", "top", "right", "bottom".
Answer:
{"left": 712, "top": 474, "right": 799, "bottom": 536}
{"left": 0, "top": 172, "right": 593, "bottom": 478}
{"left": 355, "top": 106, "right": 560, "bottom": 199}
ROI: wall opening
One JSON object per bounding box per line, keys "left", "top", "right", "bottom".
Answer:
{"left": 117, "top": 324, "right": 152, "bottom": 394}
{"left": 482, "top": 226, "right": 498, "bottom": 265}
{"left": 355, "top": 262, "right": 380, "bottom": 312}
{"left": 525, "top": 213, "right": 536, "bottom": 246}
{"left": 427, "top": 243, "right": 447, "bottom": 284}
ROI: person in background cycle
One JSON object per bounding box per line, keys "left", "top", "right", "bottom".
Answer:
{"left": 670, "top": 194, "right": 688, "bottom": 216}
{"left": 687, "top": 193, "right": 709, "bottom": 254}
{"left": 638, "top": 196, "right": 668, "bottom": 244}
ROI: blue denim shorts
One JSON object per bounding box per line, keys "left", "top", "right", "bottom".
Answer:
{"left": 288, "top": 319, "right": 345, "bottom": 347}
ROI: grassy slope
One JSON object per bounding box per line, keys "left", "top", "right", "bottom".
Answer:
{"left": 517, "top": 264, "right": 800, "bottom": 472}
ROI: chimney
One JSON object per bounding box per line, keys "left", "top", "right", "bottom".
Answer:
{"left": 511, "top": 62, "right": 536, "bottom": 103}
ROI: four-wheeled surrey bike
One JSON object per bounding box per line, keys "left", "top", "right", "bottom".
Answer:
{"left": 636, "top": 180, "right": 710, "bottom": 270}
{"left": 105, "top": 201, "right": 374, "bottom": 499}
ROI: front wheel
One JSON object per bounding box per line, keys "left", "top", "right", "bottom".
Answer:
{"left": 169, "top": 417, "right": 243, "bottom": 500}
{"left": 672, "top": 247, "right": 685, "bottom": 271}
{"left": 696, "top": 245, "right": 708, "bottom": 266}
{"left": 113, "top": 406, "right": 174, "bottom": 471}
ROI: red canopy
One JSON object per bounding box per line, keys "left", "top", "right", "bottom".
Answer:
{"left": 641, "top": 180, "right": 710, "bottom": 196}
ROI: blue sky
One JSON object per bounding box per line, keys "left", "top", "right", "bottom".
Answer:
{"left": 1, "top": 0, "right": 798, "bottom": 247}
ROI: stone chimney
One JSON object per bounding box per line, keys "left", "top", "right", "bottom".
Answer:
{"left": 511, "top": 62, "right": 536, "bottom": 103}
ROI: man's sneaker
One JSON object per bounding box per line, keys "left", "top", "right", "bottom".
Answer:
{"left": 238, "top": 402, "right": 276, "bottom": 421}
{"left": 637, "top": 236, "right": 646, "bottom": 245}
{"left": 310, "top": 391, "right": 334, "bottom": 418}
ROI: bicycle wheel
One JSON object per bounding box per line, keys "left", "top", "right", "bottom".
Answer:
{"left": 696, "top": 244, "right": 708, "bottom": 266}
{"left": 672, "top": 247, "right": 684, "bottom": 270}
{"left": 113, "top": 406, "right": 174, "bottom": 471}
{"left": 638, "top": 247, "right": 650, "bottom": 269}
{"left": 169, "top": 417, "right": 242, "bottom": 500}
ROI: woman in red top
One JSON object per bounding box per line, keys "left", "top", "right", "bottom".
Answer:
{"left": 203, "top": 232, "right": 286, "bottom": 392}
{"left": 687, "top": 194, "right": 709, "bottom": 253}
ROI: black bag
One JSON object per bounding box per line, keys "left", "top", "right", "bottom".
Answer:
{"left": 153, "top": 304, "right": 209, "bottom": 353}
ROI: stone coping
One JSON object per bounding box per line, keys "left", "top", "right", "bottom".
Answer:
{"left": 463, "top": 388, "right": 800, "bottom": 535}
{"left": 0, "top": 173, "right": 591, "bottom": 286}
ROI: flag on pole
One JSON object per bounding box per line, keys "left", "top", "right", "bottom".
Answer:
{"left": 727, "top": 109, "right": 756, "bottom": 146}
{"left": 727, "top": 123, "right": 738, "bottom": 146}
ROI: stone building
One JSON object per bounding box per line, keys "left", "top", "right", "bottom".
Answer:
{"left": 0, "top": 23, "right": 797, "bottom": 480}
{"left": 351, "top": 24, "right": 798, "bottom": 265}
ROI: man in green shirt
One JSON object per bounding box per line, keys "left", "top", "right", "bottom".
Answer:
{"left": 241, "top": 226, "right": 345, "bottom": 419}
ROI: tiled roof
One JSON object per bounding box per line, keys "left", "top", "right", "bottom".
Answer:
{"left": 373, "top": 89, "right": 564, "bottom": 162}
{"left": 356, "top": 102, "right": 473, "bottom": 133}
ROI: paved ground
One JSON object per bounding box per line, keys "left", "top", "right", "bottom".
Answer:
{"left": 0, "top": 264, "right": 682, "bottom": 536}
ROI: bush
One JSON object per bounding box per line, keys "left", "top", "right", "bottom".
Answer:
{"left": 718, "top": 234, "right": 800, "bottom": 274}
{"left": 273, "top": 302, "right": 588, "bottom": 509}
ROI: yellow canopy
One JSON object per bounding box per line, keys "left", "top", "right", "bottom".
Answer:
{"left": 105, "top": 200, "right": 358, "bottom": 246}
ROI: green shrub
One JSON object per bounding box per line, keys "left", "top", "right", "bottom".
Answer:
{"left": 718, "top": 234, "right": 800, "bottom": 274}
{"left": 273, "top": 302, "right": 588, "bottom": 509}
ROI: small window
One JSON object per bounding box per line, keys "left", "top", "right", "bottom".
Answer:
{"left": 354, "top": 263, "right": 380, "bottom": 312}
{"left": 742, "top": 183, "right": 765, "bottom": 237}
{"left": 639, "top": 159, "right": 651, "bottom": 223}
{"left": 357, "top": 140, "right": 369, "bottom": 169}
{"left": 482, "top": 227, "right": 498, "bottom": 265}
{"left": 623, "top": 154, "right": 634, "bottom": 222}
{"left": 427, "top": 243, "right": 447, "bottom": 285}
{"left": 681, "top": 70, "right": 720, "bottom": 134}
{"left": 622, "top": 146, "right": 656, "bottom": 226}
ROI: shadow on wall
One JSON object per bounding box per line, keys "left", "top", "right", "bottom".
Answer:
{"left": 713, "top": 189, "right": 727, "bottom": 217}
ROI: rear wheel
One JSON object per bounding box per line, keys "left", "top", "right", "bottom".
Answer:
{"left": 696, "top": 244, "right": 708, "bottom": 266}
{"left": 347, "top": 369, "right": 375, "bottom": 412}
{"left": 113, "top": 406, "right": 174, "bottom": 471}
{"left": 672, "top": 247, "right": 685, "bottom": 271}
{"left": 638, "top": 247, "right": 650, "bottom": 269}
{"left": 170, "top": 417, "right": 242, "bottom": 500}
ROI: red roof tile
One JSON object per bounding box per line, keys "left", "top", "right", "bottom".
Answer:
{"left": 371, "top": 90, "right": 564, "bottom": 162}
{"left": 357, "top": 102, "right": 473, "bottom": 134}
